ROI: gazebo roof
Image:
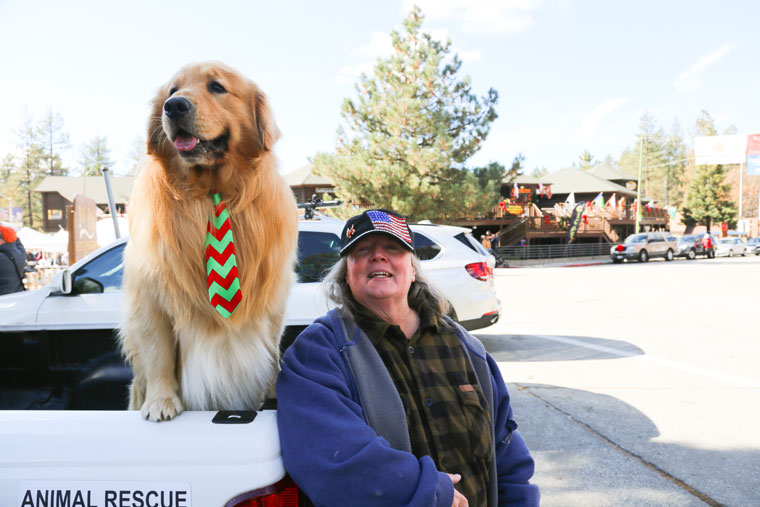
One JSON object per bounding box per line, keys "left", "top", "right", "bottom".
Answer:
{"left": 35, "top": 176, "right": 135, "bottom": 204}
{"left": 283, "top": 164, "right": 333, "bottom": 187}
{"left": 587, "top": 163, "right": 637, "bottom": 182}
{"left": 546, "top": 167, "right": 636, "bottom": 196}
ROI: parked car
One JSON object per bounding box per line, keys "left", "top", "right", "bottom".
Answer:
{"left": 676, "top": 234, "right": 714, "bottom": 259}
{"left": 0, "top": 215, "right": 500, "bottom": 411}
{"left": 610, "top": 232, "right": 677, "bottom": 263}
{"left": 746, "top": 237, "right": 760, "bottom": 255}
{"left": 714, "top": 237, "right": 747, "bottom": 257}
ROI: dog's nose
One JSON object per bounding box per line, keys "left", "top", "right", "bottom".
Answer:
{"left": 164, "top": 97, "right": 192, "bottom": 120}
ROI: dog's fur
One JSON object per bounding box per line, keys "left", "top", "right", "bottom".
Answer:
{"left": 120, "top": 62, "right": 297, "bottom": 421}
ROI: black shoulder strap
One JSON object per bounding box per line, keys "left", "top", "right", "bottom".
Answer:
{"left": 0, "top": 249, "right": 26, "bottom": 291}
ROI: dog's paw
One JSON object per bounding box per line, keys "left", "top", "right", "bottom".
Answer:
{"left": 141, "top": 394, "right": 184, "bottom": 422}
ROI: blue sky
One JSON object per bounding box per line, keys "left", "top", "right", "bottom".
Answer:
{"left": 0, "top": 0, "right": 756, "bottom": 177}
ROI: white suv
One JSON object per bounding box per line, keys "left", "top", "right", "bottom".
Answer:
{"left": 0, "top": 215, "right": 499, "bottom": 409}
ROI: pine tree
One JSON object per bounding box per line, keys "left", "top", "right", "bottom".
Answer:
{"left": 576, "top": 150, "right": 596, "bottom": 171}
{"left": 37, "top": 108, "right": 70, "bottom": 176}
{"left": 662, "top": 121, "right": 687, "bottom": 207}
{"left": 617, "top": 112, "right": 667, "bottom": 203}
{"left": 80, "top": 136, "right": 113, "bottom": 176}
{"left": 12, "top": 112, "right": 45, "bottom": 228}
{"left": 531, "top": 166, "right": 548, "bottom": 179}
{"left": 681, "top": 110, "right": 738, "bottom": 230}
{"left": 312, "top": 7, "right": 499, "bottom": 221}
{"left": 681, "top": 164, "right": 737, "bottom": 231}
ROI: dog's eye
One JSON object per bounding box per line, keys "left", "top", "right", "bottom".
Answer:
{"left": 169, "top": 86, "right": 178, "bottom": 95}
{"left": 209, "top": 81, "right": 227, "bottom": 94}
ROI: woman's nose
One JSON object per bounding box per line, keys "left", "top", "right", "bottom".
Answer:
{"left": 368, "top": 246, "right": 387, "bottom": 260}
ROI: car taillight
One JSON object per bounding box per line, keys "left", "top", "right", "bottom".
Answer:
{"left": 615, "top": 245, "right": 625, "bottom": 252}
{"left": 226, "top": 477, "right": 300, "bottom": 507}
{"left": 465, "top": 262, "right": 492, "bottom": 281}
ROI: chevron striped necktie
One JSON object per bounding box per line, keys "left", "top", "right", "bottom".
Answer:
{"left": 205, "top": 191, "right": 242, "bottom": 318}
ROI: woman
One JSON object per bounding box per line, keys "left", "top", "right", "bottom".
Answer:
{"left": 276, "top": 209, "right": 539, "bottom": 506}
{"left": 0, "top": 226, "right": 27, "bottom": 295}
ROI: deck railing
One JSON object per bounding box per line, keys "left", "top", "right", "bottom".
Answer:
{"left": 499, "top": 242, "right": 612, "bottom": 260}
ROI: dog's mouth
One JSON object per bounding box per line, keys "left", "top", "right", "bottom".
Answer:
{"left": 172, "top": 130, "right": 229, "bottom": 159}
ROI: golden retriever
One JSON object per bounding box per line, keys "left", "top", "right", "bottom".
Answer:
{"left": 120, "top": 61, "right": 297, "bottom": 422}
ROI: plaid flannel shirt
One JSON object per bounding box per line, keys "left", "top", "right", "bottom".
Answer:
{"left": 356, "top": 305, "right": 493, "bottom": 507}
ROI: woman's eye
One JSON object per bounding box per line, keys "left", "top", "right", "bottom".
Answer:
{"left": 209, "top": 81, "right": 227, "bottom": 94}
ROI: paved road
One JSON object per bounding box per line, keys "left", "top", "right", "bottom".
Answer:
{"left": 475, "top": 255, "right": 760, "bottom": 506}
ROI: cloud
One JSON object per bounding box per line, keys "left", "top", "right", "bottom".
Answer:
{"left": 402, "top": 0, "right": 544, "bottom": 35}
{"left": 673, "top": 44, "right": 733, "bottom": 94}
{"left": 333, "top": 27, "right": 480, "bottom": 84}
{"left": 458, "top": 50, "right": 482, "bottom": 62}
{"left": 349, "top": 31, "right": 393, "bottom": 60}
{"left": 333, "top": 32, "right": 392, "bottom": 85}
{"left": 578, "top": 97, "right": 632, "bottom": 142}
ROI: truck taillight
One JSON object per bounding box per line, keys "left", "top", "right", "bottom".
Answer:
{"left": 465, "top": 262, "right": 492, "bottom": 281}
{"left": 226, "top": 477, "right": 300, "bottom": 507}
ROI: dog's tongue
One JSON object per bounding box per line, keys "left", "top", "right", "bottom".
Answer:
{"left": 174, "top": 135, "right": 198, "bottom": 152}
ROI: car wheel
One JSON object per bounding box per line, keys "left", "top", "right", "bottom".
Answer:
{"left": 665, "top": 249, "right": 674, "bottom": 261}
{"left": 742, "top": 249, "right": 746, "bottom": 256}
{"left": 687, "top": 249, "right": 696, "bottom": 260}
{"left": 728, "top": 249, "right": 734, "bottom": 257}
{"left": 639, "top": 250, "right": 649, "bottom": 262}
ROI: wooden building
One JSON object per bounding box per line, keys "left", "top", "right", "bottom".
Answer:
{"left": 35, "top": 176, "right": 135, "bottom": 232}
{"left": 283, "top": 164, "right": 336, "bottom": 203}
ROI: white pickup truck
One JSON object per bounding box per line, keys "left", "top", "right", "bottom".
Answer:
{"left": 0, "top": 216, "right": 500, "bottom": 506}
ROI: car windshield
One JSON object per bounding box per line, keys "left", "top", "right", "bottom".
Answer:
{"left": 717, "top": 238, "right": 732, "bottom": 244}
{"left": 625, "top": 234, "right": 648, "bottom": 244}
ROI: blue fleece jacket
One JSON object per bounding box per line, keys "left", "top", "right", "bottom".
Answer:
{"left": 276, "top": 311, "right": 540, "bottom": 506}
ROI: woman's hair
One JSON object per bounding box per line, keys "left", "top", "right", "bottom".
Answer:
{"left": 322, "top": 252, "right": 453, "bottom": 328}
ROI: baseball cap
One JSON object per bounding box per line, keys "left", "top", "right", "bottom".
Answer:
{"left": 340, "top": 209, "right": 414, "bottom": 257}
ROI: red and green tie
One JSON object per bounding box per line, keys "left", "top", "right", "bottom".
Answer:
{"left": 205, "top": 191, "right": 242, "bottom": 318}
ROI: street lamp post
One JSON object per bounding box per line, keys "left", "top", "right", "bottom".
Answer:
{"left": 635, "top": 137, "right": 643, "bottom": 234}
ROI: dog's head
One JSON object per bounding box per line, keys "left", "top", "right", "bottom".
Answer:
{"left": 147, "top": 61, "right": 279, "bottom": 171}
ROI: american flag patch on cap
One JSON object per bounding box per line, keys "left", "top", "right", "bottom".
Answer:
{"left": 367, "top": 210, "right": 412, "bottom": 243}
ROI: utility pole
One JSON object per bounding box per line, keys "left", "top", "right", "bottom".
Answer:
{"left": 635, "top": 137, "right": 643, "bottom": 233}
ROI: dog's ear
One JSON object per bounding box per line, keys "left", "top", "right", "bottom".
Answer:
{"left": 147, "top": 86, "right": 168, "bottom": 155}
{"left": 251, "top": 88, "right": 280, "bottom": 152}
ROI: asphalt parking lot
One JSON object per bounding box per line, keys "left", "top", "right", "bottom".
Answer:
{"left": 476, "top": 255, "right": 760, "bottom": 506}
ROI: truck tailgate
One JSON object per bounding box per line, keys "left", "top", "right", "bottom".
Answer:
{"left": 0, "top": 410, "right": 285, "bottom": 507}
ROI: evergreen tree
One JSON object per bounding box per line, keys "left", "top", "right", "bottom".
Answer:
{"left": 37, "top": 107, "right": 70, "bottom": 176}
{"left": 312, "top": 7, "right": 499, "bottom": 221}
{"left": 0, "top": 155, "right": 19, "bottom": 222}
{"left": 12, "top": 112, "right": 45, "bottom": 228}
{"left": 80, "top": 136, "right": 113, "bottom": 176}
{"left": 617, "top": 112, "right": 667, "bottom": 202}
{"left": 127, "top": 136, "right": 146, "bottom": 175}
{"left": 662, "top": 121, "right": 687, "bottom": 207}
{"left": 531, "top": 165, "right": 548, "bottom": 179}
{"left": 474, "top": 154, "right": 524, "bottom": 197}
{"left": 576, "top": 150, "right": 596, "bottom": 171}
{"left": 681, "top": 164, "right": 737, "bottom": 231}
{"left": 681, "top": 110, "right": 737, "bottom": 230}
{"left": 474, "top": 162, "right": 507, "bottom": 196}
{"left": 0, "top": 154, "right": 15, "bottom": 185}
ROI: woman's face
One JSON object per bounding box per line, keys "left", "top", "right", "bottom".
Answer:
{"left": 345, "top": 234, "right": 415, "bottom": 311}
